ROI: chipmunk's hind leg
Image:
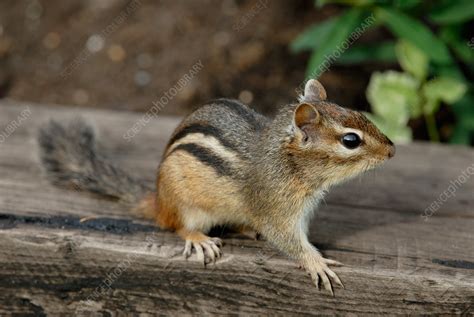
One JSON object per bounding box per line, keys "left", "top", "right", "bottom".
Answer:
{"left": 157, "top": 150, "right": 243, "bottom": 265}
{"left": 236, "top": 225, "right": 262, "bottom": 240}
{"left": 178, "top": 228, "right": 223, "bottom": 266}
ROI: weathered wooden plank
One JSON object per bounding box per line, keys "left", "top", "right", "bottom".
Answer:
{"left": 0, "top": 100, "right": 473, "bottom": 315}
{"left": 1, "top": 225, "right": 473, "bottom": 315}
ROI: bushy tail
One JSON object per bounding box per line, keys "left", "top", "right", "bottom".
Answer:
{"left": 38, "top": 118, "right": 151, "bottom": 204}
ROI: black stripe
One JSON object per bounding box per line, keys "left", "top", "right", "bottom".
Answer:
{"left": 213, "top": 98, "right": 264, "bottom": 130}
{"left": 167, "top": 123, "right": 238, "bottom": 152}
{"left": 169, "top": 143, "right": 234, "bottom": 177}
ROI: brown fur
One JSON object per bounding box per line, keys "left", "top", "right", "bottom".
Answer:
{"left": 154, "top": 148, "right": 248, "bottom": 233}
{"left": 133, "top": 192, "right": 156, "bottom": 220}
{"left": 155, "top": 163, "right": 182, "bottom": 230}
{"left": 144, "top": 82, "right": 394, "bottom": 296}
{"left": 39, "top": 79, "right": 394, "bottom": 295}
{"left": 177, "top": 229, "right": 209, "bottom": 243}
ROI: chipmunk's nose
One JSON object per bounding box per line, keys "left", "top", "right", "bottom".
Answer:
{"left": 387, "top": 145, "right": 396, "bottom": 158}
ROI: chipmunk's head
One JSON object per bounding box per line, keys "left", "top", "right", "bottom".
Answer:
{"left": 286, "top": 79, "right": 395, "bottom": 187}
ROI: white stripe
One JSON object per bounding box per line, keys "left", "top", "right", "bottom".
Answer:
{"left": 166, "top": 133, "right": 240, "bottom": 162}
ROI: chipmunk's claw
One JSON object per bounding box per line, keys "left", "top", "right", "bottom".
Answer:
{"left": 323, "top": 258, "right": 344, "bottom": 267}
{"left": 183, "top": 240, "right": 193, "bottom": 259}
{"left": 303, "top": 255, "right": 344, "bottom": 295}
{"left": 183, "top": 237, "right": 223, "bottom": 266}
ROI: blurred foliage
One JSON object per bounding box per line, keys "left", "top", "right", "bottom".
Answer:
{"left": 365, "top": 40, "right": 466, "bottom": 143}
{"left": 291, "top": 0, "right": 474, "bottom": 145}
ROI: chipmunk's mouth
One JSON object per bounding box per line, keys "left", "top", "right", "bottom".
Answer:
{"left": 365, "top": 157, "right": 388, "bottom": 171}
{"left": 372, "top": 146, "right": 395, "bottom": 166}
{"left": 387, "top": 145, "right": 396, "bottom": 158}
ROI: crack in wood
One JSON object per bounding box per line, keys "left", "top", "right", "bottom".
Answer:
{"left": 432, "top": 258, "right": 474, "bottom": 270}
{"left": 0, "top": 213, "right": 156, "bottom": 234}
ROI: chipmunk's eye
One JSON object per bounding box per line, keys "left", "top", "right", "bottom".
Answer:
{"left": 341, "top": 133, "right": 361, "bottom": 149}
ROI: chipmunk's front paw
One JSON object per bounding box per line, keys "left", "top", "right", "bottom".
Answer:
{"left": 302, "top": 255, "right": 344, "bottom": 296}
{"left": 183, "top": 237, "right": 223, "bottom": 266}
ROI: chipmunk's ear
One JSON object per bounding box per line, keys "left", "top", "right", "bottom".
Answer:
{"left": 299, "top": 79, "right": 327, "bottom": 103}
{"left": 294, "top": 103, "right": 320, "bottom": 130}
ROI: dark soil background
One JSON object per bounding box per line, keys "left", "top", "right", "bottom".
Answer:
{"left": 0, "top": 0, "right": 380, "bottom": 116}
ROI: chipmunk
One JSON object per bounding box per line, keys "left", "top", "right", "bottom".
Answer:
{"left": 38, "top": 79, "right": 395, "bottom": 295}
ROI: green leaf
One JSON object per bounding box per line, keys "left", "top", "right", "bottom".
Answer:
{"left": 395, "top": 40, "right": 429, "bottom": 81}
{"left": 315, "top": 0, "right": 375, "bottom": 6}
{"left": 449, "top": 40, "right": 474, "bottom": 66}
{"left": 363, "top": 112, "right": 412, "bottom": 144}
{"left": 422, "top": 77, "right": 467, "bottom": 109}
{"left": 452, "top": 93, "right": 474, "bottom": 122}
{"left": 290, "top": 18, "right": 338, "bottom": 53}
{"left": 367, "top": 71, "right": 421, "bottom": 124}
{"left": 375, "top": 7, "right": 452, "bottom": 64}
{"left": 422, "top": 98, "right": 440, "bottom": 116}
{"left": 439, "top": 25, "right": 474, "bottom": 64}
{"left": 432, "top": 64, "right": 466, "bottom": 82}
{"left": 450, "top": 93, "right": 474, "bottom": 144}
{"left": 305, "top": 8, "right": 370, "bottom": 78}
{"left": 394, "top": 0, "right": 421, "bottom": 9}
{"left": 429, "top": 0, "right": 474, "bottom": 24}
{"left": 337, "top": 41, "right": 397, "bottom": 64}
{"left": 450, "top": 125, "right": 471, "bottom": 144}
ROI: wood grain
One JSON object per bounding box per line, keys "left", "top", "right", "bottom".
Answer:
{"left": 0, "top": 100, "right": 473, "bottom": 315}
